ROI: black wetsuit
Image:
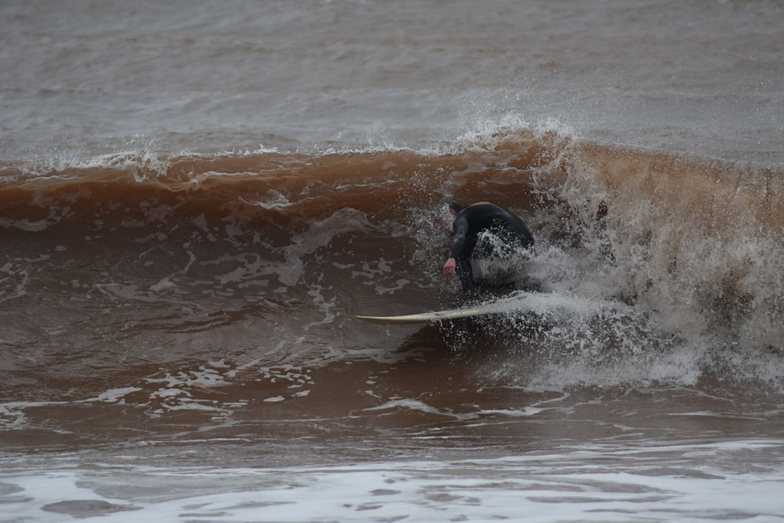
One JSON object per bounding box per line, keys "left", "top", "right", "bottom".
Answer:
{"left": 449, "top": 203, "right": 534, "bottom": 296}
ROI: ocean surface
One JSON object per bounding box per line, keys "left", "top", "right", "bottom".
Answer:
{"left": 2, "top": 0, "right": 784, "bottom": 521}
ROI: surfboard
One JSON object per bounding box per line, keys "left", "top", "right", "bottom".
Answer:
{"left": 356, "top": 302, "right": 503, "bottom": 324}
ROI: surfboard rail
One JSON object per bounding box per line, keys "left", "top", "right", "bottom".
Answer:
{"left": 356, "top": 303, "right": 499, "bottom": 324}
{"left": 355, "top": 291, "right": 537, "bottom": 324}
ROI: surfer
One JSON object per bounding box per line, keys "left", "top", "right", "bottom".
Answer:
{"left": 438, "top": 201, "right": 534, "bottom": 307}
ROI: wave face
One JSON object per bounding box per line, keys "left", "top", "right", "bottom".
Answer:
{"left": 2, "top": 130, "right": 783, "bottom": 406}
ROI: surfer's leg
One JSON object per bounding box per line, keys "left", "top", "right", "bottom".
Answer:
{"left": 455, "top": 257, "right": 475, "bottom": 292}
{"left": 452, "top": 257, "right": 479, "bottom": 307}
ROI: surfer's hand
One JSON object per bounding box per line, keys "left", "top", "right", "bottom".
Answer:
{"left": 443, "top": 258, "right": 456, "bottom": 277}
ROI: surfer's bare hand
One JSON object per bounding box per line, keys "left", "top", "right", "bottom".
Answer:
{"left": 443, "top": 258, "right": 456, "bottom": 277}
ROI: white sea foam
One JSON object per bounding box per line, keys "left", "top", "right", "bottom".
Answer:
{"left": 4, "top": 440, "right": 784, "bottom": 522}
{"left": 364, "top": 398, "right": 447, "bottom": 417}
{"left": 90, "top": 388, "right": 143, "bottom": 404}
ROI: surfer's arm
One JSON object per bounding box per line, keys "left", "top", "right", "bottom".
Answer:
{"left": 448, "top": 218, "right": 469, "bottom": 259}
{"left": 444, "top": 212, "right": 473, "bottom": 277}
{"left": 445, "top": 217, "right": 469, "bottom": 277}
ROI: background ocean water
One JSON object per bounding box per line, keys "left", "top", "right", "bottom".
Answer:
{"left": 2, "top": 1, "right": 784, "bottom": 522}
{"left": 3, "top": 0, "right": 783, "bottom": 162}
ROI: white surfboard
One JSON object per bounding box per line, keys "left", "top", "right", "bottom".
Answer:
{"left": 356, "top": 301, "right": 506, "bottom": 324}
